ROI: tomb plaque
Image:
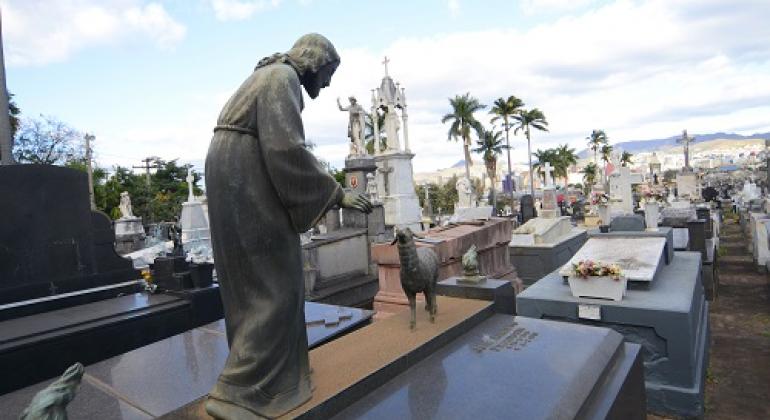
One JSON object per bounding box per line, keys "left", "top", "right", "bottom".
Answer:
{"left": 578, "top": 304, "right": 601, "bottom": 320}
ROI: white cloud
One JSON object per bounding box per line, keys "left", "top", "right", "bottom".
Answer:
{"left": 447, "top": 0, "right": 460, "bottom": 17}
{"left": 208, "top": 0, "right": 282, "bottom": 21}
{"left": 125, "top": 3, "right": 186, "bottom": 48}
{"left": 2, "top": 0, "right": 187, "bottom": 66}
{"left": 48, "top": 0, "right": 770, "bottom": 175}
{"left": 520, "top": 0, "right": 598, "bottom": 15}
{"left": 297, "top": 0, "right": 770, "bottom": 171}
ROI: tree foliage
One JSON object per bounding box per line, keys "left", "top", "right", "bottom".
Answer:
{"left": 489, "top": 95, "right": 524, "bottom": 191}
{"left": 532, "top": 143, "right": 577, "bottom": 185}
{"left": 582, "top": 162, "right": 598, "bottom": 187}
{"left": 512, "top": 108, "right": 548, "bottom": 193}
{"left": 472, "top": 129, "right": 507, "bottom": 180}
{"left": 364, "top": 110, "right": 387, "bottom": 154}
{"left": 65, "top": 158, "right": 204, "bottom": 223}
{"left": 8, "top": 92, "right": 20, "bottom": 138}
{"left": 442, "top": 93, "right": 486, "bottom": 180}
{"left": 13, "top": 115, "right": 84, "bottom": 165}
{"left": 416, "top": 175, "right": 460, "bottom": 215}
{"left": 473, "top": 129, "right": 507, "bottom": 207}
{"left": 600, "top": 144, "right": 614, "bottom": 164}
{"left": 621, "top": 151, "right": 633, "bottom": 167}
{"left": 586, "top": 129, "right": 607, "bottom": 164}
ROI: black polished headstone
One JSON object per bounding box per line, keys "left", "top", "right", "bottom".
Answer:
{"left": 519, "top": 194, "right": 536, "bottom": 223}
{"left": 154, "top": 256, "right": 192, "bottom": 291}
{"left": 610, "top": 215, "right": 646, "bottom": 232}
{"left": 687, "top": 219, "right": 708, "bottom": 259}
{"left": 0, "top": 165, "right": 140, "bottom": 306}
{"left": 696, "top": 207, "right": 713, "bottom": 238}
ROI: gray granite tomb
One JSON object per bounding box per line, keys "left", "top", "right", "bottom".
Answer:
{"left": 517, "top": 251, "right": 709, "bottom": 418}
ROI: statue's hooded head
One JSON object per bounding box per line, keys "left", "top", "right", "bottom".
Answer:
{"left": 285, "top": 33, "right": 340, "bottom": 99}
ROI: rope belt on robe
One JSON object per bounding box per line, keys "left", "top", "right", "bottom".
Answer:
{"left": 214, "top": 124, "right": 260, "bottom": 138}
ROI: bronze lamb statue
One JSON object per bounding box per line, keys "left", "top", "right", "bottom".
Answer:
{"left": 392, "top": 227, "right": 439, "bottom": 329}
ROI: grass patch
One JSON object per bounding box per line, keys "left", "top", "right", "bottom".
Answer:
{"left": 706, "top": 368, "right": 719, "bottom": 385}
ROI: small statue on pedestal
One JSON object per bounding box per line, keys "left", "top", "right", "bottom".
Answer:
{"left": 337, "top": 96, "right": 366, "bottom": 156}
{"left": 458, "top": 245, "right": 486, "bottom": 284}
{"left": 366, "top": 172, "right": 380, "bottom": 204}
{"left": 119, "top": 191, "right": 134, "bottom": 219}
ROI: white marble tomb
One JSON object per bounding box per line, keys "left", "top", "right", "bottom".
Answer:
{"left": 559, "top": 237, "right": 666, "bottom": 282}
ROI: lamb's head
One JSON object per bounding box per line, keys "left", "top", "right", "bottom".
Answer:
{"left": 392, "top": 227, "right": 424, "bottom": 247}
{"left": 393, "top": 227, "right": 414, "bottom": 247}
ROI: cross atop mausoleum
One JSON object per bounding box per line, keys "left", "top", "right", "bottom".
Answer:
{"left": 382, "top": 56, "right": 390, "bottom": 77}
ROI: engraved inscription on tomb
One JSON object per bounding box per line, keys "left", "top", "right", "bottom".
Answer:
{"left": 471, "top": 321, "right": 538, "bottom": 353}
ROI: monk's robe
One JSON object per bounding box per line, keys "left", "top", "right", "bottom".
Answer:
{"left": 205, "top": 62, "right": 343, "bottom": 418}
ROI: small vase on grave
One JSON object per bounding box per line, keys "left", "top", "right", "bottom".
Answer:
{"left": 597, "top": 204, "right": 611, "bottom": 228}
{"left": 644, "top": 201, "right": 660, "bottom": 231}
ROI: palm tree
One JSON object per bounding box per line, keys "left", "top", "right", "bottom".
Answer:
{"left": 489, "top": 95, "right": 524, "bottom": 192}
{"left": 586, "top": 130, "right": 607, "bottom": 165}
{"left": 554, "top": 144, "right": 577, "bottom": 185}
{"left": 473, "top": 129, "right": 508, "bottom": 209}
{"left": 599, "top": 143, "right": 613, "bottom": 182}
{"left": 441, "top": 93, "right": 486, "bottom": 183}
{"left": 512, "top": 108, "right": 549, "bottom": 194}
{"left": 364, "top": 111, "right": 387, "bottom": 154}
{"left": 582, "top": 163, "right": 598, "bottom": 187}
{"left": 621, "top": 151, "right": 633, "bottom": 167}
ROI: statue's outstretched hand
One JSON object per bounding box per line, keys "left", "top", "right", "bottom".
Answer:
{"left": 341, "top": 192, "right": 373, "bottom": 214}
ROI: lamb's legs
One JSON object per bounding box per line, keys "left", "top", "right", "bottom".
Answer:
{"left": 426, "top": 291, "right": 436, "bottom": 323}
{"left": 408, "top": 294, "right": 417, "bottom": 330}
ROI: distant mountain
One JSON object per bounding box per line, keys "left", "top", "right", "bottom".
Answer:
{"left": 451, "top": 158, "right": 476, "bottom": 168}
{"left": 577, "top": 132, "right": 770, "bottom": 158}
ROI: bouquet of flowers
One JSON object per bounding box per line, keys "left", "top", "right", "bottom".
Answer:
{"left": 642, "top": 191, "right": 665, "bottom": 204}
{"left": 571, "top": 259, "right": 623, "bottom": 281}
{"left": 591, "top": 193, "right": 610, "bottom": 205}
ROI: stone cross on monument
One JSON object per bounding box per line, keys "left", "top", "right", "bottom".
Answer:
{"left": 186, "top": 169, "right": 195, "bottom": 203}
{"left": 678, "top": 129, "right": 694, "bottom": 171}
{"left": 378, "top": 163, "right": 394, "bottom": 196}
{"left": 542, "top": 162, "right": 555, "bottom": 187}
{"left": 382, "top": 56, "right": 390, "bottom": 77}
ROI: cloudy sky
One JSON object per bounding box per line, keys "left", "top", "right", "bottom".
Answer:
{"left": 4, "top": 0, "right": 770, "bottom": 173}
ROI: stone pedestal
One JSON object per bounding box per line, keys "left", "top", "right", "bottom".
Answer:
{"left": 509, "top": 229, "right": 587, "bottom": 285}
{"left": 342, "top": 204, "right": 388, "bottom": 243}
{"left": 343, "top": 155, "right": 377, "bottom": 196}
{"left": 114, "top": 216, "right": 146, "bottom": 254}
{"left": 303, "top": 229, "right": 377, "bottom": 308}
{"left": 374, "top": 152, "right": 421, "bottom": 230}
{"left": 449, "top": 205, "right": 493, "bottom": 223}
{"left": 180, "top": 200, "right": 210, "bottom": 251}
{"left": 676, "top": 172, "right": 698, "bottom": 198}
{"left": 517, "top": 252, "right": 709, "bottom": 418}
